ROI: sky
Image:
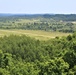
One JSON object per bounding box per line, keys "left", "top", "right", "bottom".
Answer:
{"left": 0, "top": 0, "right": 76, "bottom": 14}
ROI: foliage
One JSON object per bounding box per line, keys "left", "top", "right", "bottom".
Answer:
{"left": 0, "top": 32, "right": 76, "bottom": 74}
{"left": 0, "top": 14, "right": 76, "bottom": 33}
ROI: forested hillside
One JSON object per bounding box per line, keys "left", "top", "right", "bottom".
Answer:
{"left": 0, "top": 33, "right": 76, "bottom": 75}
{"left": 0, "top": 14, "right": 76, "bottom": 33}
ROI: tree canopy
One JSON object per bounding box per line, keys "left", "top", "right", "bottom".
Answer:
{"left": 0, "top": 33, "right": 76, "bottom": 74}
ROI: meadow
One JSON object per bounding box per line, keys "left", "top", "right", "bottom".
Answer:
{"left": 0, "top": 29, "right": 71, "bottom": 40}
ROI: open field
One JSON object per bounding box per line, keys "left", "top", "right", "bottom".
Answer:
{"left": 0, "top": 29, "right": 72, "bottom": 40}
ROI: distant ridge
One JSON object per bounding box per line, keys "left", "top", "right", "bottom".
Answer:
{"left": 0, "top": 13, "right": 76, "bottom": 21}
{"left": 0, "top": 13, "right": 76, "bottom": 16}
{"left": 0, "top": 13, "right": 14, "bottom": 17}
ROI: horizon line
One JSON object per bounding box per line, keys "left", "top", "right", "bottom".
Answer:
{"left": 0, "top": 13, "right": 76, "bottom": 15}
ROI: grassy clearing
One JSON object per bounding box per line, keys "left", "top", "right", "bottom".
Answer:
{"left": 0, "top": 29, "right": 72, "bottom": 40}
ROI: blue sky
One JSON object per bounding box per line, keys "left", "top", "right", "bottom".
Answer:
{"left": 0, "top": 0, "right": 76, "bottom": 14}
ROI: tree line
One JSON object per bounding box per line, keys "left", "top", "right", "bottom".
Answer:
{"left": 0, "top": 15, "right": 76, "bottom": 33}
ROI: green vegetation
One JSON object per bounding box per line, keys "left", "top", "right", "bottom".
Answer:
{"left": 0, "top": 33, "right": 76, "bottom": 75}
{"left": 0, "top": 30, "right": 71, "bottom": 40}
{"left": 0, "top": 14, "right": 76, "bottom": 33}
{"left": 0, "top": 14, "right": 76, "bottom": 74}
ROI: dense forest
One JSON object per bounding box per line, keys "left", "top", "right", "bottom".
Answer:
{"left": 0, "top": 14, "right": 76, "bottom": 33}
{"left": 0, "top": 32, "right": 76, "bottom": 75}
